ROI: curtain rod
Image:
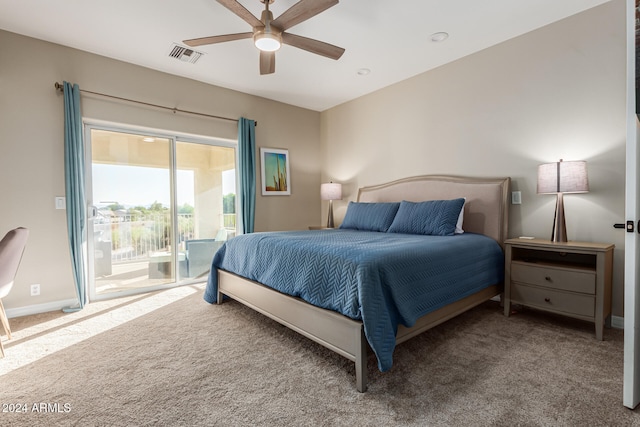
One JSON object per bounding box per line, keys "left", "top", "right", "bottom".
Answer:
{"left": 54, "top": 82, "right": 255, "bottom": 126}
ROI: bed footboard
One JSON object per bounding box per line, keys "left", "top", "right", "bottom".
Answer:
{"left": 218, "top": 270, "right": 369, "bottom": 392}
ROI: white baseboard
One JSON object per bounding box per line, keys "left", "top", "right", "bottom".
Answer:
{"left": 5, "top": 299, "right": 78, "bottom": 319}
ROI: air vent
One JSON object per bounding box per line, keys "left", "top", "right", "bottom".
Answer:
{"left": 168, "top": 44, "right": 204, "bottom": 64}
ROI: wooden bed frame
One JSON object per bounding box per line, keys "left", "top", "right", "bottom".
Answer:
{"left": 216, "top": 175, "right": 510, "bottom": 392}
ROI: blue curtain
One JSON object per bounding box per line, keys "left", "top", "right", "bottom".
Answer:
{"left": 63, "top": 82, "right": 87, "bottom": 312}
{"left": 238, "top": 118, "right": 256, "bottom": 234}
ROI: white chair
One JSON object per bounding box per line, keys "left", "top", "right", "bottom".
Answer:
{"left": 0, "top": 227, "right": 29, "bottom": 357}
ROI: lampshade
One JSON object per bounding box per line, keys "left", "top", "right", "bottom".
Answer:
{"left": 321, "top": 183, "right": 342, "bottom": 201}
{"left": 537, "top": 160, "right": 589, "bottom": 194}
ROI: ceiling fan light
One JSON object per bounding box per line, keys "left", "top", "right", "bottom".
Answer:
{"left": 254, "top": 32, "right": 281, "bottom": 52}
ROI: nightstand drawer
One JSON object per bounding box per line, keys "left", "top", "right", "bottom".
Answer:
{"left": 511, "top": 262, "right": 595, "bottom": 294}
{"left": 511, "top": 283, "right": 595, "bottom": 318}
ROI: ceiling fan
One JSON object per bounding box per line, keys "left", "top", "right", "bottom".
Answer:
{"left": 183, "top": 0, "right": 345, "bottom": 75}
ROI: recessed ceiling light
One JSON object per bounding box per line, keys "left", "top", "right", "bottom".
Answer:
{"left": 357, "top": 68, "right": 371, "bottom": 76}
{"left": 430, "top": 32, "right": 449, "bottom": 43}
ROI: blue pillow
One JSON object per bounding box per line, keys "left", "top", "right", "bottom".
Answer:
{"left": 339, "top": 202, "right": 400, "bottom": 232}
{"left": 387, "top": 198, "right": 466, "bottom": 236}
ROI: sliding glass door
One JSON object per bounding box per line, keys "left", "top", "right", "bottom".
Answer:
{"left": 86, "top": 125, "right": 236, "bottom": 300}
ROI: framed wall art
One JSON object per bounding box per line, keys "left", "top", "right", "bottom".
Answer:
{"left": 260, "top": 147, "right": 290, "bottom": 196}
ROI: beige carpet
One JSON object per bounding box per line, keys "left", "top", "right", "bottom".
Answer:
{"left": 0, "top": 284, "right": 638, "bottom": 426}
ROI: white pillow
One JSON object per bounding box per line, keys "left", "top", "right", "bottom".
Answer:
{"left": 455, "top": 198, "right": 466, "bottom": 234}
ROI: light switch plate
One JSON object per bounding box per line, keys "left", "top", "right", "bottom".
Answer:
{"left": 55, "top": 197, "right": 65, "bottom": 210}
{"left": 511, "top": 191, "right": 522, "bottom": 205}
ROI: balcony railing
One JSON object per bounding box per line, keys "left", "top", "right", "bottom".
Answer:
{"left": 94, "top": 211, "right": 235, "bottom": 263}
{"left": 223, "top": 213, "right": 236, "bottom": 229}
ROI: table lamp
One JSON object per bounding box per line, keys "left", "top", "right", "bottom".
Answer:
{"left": 537, "top": 159, "right": 589, "bottom": 242}
{"left": 321, "top": 182, "right": 342, "bottom": 228}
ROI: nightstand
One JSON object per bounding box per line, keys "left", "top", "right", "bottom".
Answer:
{"left": 503, "top": 238, "right": 614, "bottom": 340}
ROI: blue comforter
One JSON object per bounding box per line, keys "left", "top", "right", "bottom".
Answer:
{"left": 204, "top": 229, "right": 503, "bottom": 372}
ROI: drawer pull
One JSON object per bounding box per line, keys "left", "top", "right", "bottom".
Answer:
{"left": 544, "top": 297, "right": 551, "bottom": 303}
{"left": 545, "top": 276, "right": 551, "bottom": 281}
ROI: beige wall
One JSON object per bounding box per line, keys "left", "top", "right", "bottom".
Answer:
{"left": 0, "top": 29, "right": 321, "bottom": 314}
{"left": 321, "top": 1, "right": 627, "bottom": 316}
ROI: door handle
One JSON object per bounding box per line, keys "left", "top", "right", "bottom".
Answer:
{"left": 614, "top": 221, "right": 636, "bottom": 232}
{"left": 88, "top": 205, "right": 98, "bottom": 219}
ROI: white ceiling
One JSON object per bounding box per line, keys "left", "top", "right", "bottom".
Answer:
{"left": 0, "top": 0, "right": 610, "bottom": 112}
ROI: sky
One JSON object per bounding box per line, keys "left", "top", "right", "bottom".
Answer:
{"left": 92, "top": 164, "right": 235, "bottom": 208}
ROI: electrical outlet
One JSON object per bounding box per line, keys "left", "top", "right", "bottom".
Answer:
{"left": 30, "top": 284, "right": 40, "bottom": 296}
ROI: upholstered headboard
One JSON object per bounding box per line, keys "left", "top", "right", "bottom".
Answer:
{"left": 357, "top": 175, "right": 510, "bottom": 248}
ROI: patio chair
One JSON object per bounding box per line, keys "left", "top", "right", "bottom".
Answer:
{"left": 186, "top": 228, "right": 228, "bottom": 279}
{"left": 0, "top": 227, "right": 29, "bottom": 357}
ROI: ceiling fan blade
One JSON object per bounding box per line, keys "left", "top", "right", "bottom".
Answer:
{"left": 183, "top": 32, "right": 253, "bottom": 47}
{"left": 216, "top": 0, "right": 263, "bottom": 28}
{"left": 282, "top": 32, "right": 344, "bottom": 60}
{"left": 271, "top": 0, "right": 338, "bottom": 31}
{"left": 260, "top": 51, "right": 275, "bottom": 75}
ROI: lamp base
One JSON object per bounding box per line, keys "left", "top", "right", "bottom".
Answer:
{"left": 326, "top": 200, "right": 335, "bottom": 228}
{"left": 551, "top": 193, "right": 568, "bottom": 243}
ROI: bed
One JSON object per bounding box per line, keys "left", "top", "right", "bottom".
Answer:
{"left": 204, "top": 175, "right": 510, "bottom": 392}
